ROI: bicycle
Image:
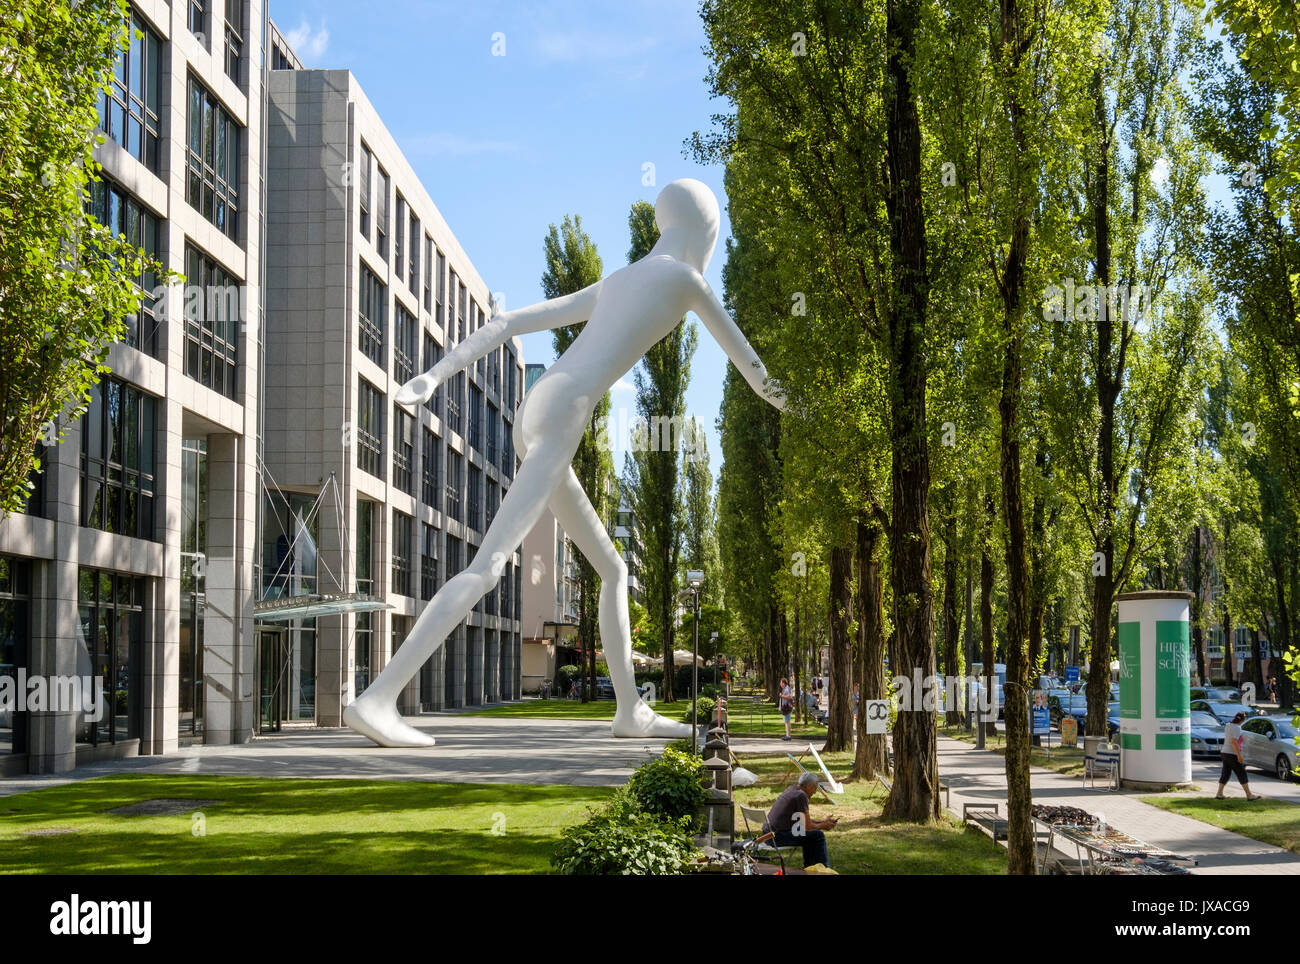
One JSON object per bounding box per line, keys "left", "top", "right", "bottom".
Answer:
{"left": 732, "top": 831, "right": 779, "bottom": 875}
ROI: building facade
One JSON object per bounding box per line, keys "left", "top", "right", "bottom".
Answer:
{"left": 0, "top": 4, "right": 523, "bottom": 775}
{"left": 261, "top": 65, "right": 524, "bottom": 726}
{"left": 1, "top": 0, "right": 266, "bottom": 774}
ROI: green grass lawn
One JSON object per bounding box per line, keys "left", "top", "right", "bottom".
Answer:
{"left": 1139, "top": 793, "right": 1300, "bottom": 854}
{"left": 732, "top": 750, "right": 1006, "bottom": 874}
{"left": 466, "top": 696, "right": 824, "bottom": 738}
{"left": 0, "top": 774, "right": 612, "bottom": 874}
{"left": 939, "top": 724, "right": 1088, "bottom": 776}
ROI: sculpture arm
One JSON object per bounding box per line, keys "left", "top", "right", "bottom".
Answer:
{"left": 396, "top": 282, "right": 603, "bottom": 407}
{"left": 689, "top": 274, "right": 785, "bottom": 410}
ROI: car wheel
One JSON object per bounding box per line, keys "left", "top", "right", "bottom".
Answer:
{"left": 1277, "top": 755, "right": 1293, "bottom": 782}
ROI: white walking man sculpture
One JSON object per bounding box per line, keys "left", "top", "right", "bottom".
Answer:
{"left": 343, "top": 178, "right": 785, "bottom": 746}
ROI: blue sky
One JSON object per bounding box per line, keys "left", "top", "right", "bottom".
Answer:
{"left": 271, "top": 0, "right": 734, "bottom": 480}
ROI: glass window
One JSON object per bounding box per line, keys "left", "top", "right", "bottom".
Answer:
{"left": 423, "top": 235, "right": 433, "bottom": 311}
{"left": 224, "top": 0, "right": 244, "bottom": 84}
{"left": 88, "top": 179, "right": 161, "bottom": 356}
{"left": 468, "top": 464, "right": 482, "bottom": 531}
{"left": 421, "top": 523, "right": 437, "bottom": 601}
{"left": 393, "top": 405, "right": 414, "bottom": 496}
{"left": 80, "top": 379, "right": 157, "bottom": 541}
{"left": 421, "top": 427, "right": 440, "bottom": 510}
{"left": 394, "top": 195, "right": 406, "bottom": 279}
{"left": 358, "top": 264, "right": 385, "bottom": 366}
{"left": 468, "top": 383, "right": 483, "bottom": 451}
{"left": 100, "top": 15, "right": 162, "bottom": 172}
{"left": 186, "top": 76, "right": 241, "bottom": 240}
{"left": 375, "top": 166, "right": 389, "bottom": 258}
{"left": 394, "top": 303, "right": 416, "bottom": 386}
{"left": 189, "top": 0, "right": 207, "bottom": 40}
{"left": 358, "top": 144, "right": 372, "bottom": 241}
{"left": 357, "top": 379, "right": 384, "bottom": 480}
{"left": 409, "top": 213, "right": 420, "bottom": 295}
{"left": 75, "top": 568, "right": 144, "bottom": 746}
{"left": 184, "top": 244, "right": 240, "bottom": 398}
{"left": 391, "top": 510, "right": 412, "bottom": 597}
{"left": 423, "top": 332, "right": 442, "bottom": 417}
{"left": 0, "top": 557, "right": 30, "bottom": 755}
{"left": 445, "top": 449, "right": 462, "bottom": 522}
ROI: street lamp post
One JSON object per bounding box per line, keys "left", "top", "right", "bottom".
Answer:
{"left": 685, "top": 570, "right": 705, "bottom": 753}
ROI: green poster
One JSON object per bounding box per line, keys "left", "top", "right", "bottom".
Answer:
{"left": 1155, "top": 619, "right": 1190, "bottom": 719}
{"left": 1119, "top": 621, "right": 1141, "bottom": 719}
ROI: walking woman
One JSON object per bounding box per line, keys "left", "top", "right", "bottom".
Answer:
{"left": 1217, "top": 711, "right": 1261, "bottom": 800}
{"left": 779, "top": 677, "right": 794, "bottom": 742}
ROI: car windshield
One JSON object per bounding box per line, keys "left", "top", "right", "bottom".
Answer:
{"left": 1190, "top": 712, "right": 1219, "bottom": 727}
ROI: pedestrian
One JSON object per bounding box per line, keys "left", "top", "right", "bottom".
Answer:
{"left": 852, "top": 682, "right": 860, "bottom": 728}
{"left": 779, "top": 677, "right": 794, "bottom": 741}
{"left": 763, "top": 772, "right": 839, "bottom": 869}
{"left": 1217, "top": 711, "right": 1261, "bottom": 801}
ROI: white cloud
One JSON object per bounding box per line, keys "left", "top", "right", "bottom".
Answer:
{"left": 402, "top": 132, "right": 522, "bottom": 158}
{"left": 285, "top": 18, "right": 329, "bottom": 63}
{"left": 611, "top": 377, "right": 634, "bottom": 393}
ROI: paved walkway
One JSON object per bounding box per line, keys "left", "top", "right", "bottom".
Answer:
{"left": 0, "top": 712, "right": 677, "bottom": 798}
{"left": 937, "top": 734, "right": 1300, "bottom": 875}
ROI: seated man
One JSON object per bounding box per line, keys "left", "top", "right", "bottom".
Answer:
{"left": 764, "top": 771, "right": 838, "bottom": 868}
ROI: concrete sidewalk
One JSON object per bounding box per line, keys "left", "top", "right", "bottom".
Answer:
{"left": 938, "top": 734, "right": 1300, "bottom": 875}
{"left": 0, "top": 713, "right": 676, "bottom": 799}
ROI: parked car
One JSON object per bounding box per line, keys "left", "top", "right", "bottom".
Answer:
{"left": 575, "top": 677, "right": 617, "bottom": 701}
{"left": 1188, "top": 711, "right": 1226, "bottom": 757}
{"left": 1239, "top": 715, "right": 1297, "bottom": 781}
{"left": 1107, "top": 701, "right": 1121, "bottom": 740}
{"left": 1048, "top": 689, "right": 1085, "bottom": 726}
{"left": 1190, "top": 699, "right": 1267, "bottom": 724}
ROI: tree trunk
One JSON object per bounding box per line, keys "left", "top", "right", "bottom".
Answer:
{"left": 1250, "top": 623, "right": 1265, "bottom": 694}
{"left": 1192, "top": 525, "right": 1207, "bottom": 684}
{"left": 879, "top": 0, "right": 937, "bottom": 824}
{"left": 854, "top": 521, "right": 890, "bottom": 779}
{"left": 943, "top": 511, "right": 962, "bottom": 725}
{"left": 980, "top": 493, "right": 997, "bottom": 738}
{"left": 825, "top": 545, "right": 854, "bottom": 751}
{"left": 1270, "top": 549, "right": 1294, "bottom": 708}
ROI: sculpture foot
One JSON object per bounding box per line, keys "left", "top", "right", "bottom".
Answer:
{"left": 611, "top": 700, "right": 694, "bottom": 739}
{"left": 343, "top": 696, "right": 436, "bottom": 747}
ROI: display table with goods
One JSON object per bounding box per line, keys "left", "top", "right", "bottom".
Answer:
{"left": 1030, "top": 804, "right": 1196, "bottom": 875}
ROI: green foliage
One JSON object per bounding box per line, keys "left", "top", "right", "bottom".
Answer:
{"left": 681, "top": 696, "right": 716, "bottom": 725}
{"left": 0, "top": 0, "right": 170, "bottom": 517}
{"left": 550, "top": 790, "right": 699, "bottom": 876}
{"left": 556, "top": 665, "right": 582, "bottom": 693}
{"left": 625, "top": 747, "right": 709, "bottom": 821}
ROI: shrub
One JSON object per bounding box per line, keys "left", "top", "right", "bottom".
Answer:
{"left": 627, "top": 747, "right": 709, "bottom": 821}
{"left": 551, "top": 791, "right": 698, "bottom": 875}
{"left": 557, "top": 664, "right": 581, "bottom": 693}
{"left": 681, "top": 696, "right": 716, "bottom": 725}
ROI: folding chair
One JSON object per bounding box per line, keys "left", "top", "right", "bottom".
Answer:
{"left": 737, "top": 804, "right": 800, "bottom": 871}
{"left": 1085, "top": 742, "right": 1120, "bottom": 791}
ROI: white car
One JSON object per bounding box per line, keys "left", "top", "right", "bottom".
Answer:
{"left": 1239, "top": 715, "right": 1297, "bottom": 781}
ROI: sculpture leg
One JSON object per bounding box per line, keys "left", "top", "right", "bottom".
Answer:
{"left": 548, "top": 470, "right": 693, "bottom": 739}
{"left": 344, "top": 437, "right": 575, "bottom": 746}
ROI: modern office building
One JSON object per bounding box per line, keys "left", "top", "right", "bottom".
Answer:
{"left": 260, "top": 64, "right": 524, "bottom": 727}
{"left": 0, "top": 3, "right": 523, "bottom": 775}
{"left": 0, "top": 0, "right": 267, "bottom": 774}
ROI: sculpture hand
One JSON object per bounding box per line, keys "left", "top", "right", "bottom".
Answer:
{"left": 396, "top": 371, "right": 439, "bottom": 408}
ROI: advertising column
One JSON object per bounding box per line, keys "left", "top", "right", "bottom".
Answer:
{"left": 1116, "top": 590, "right": 1193, "bottom": 788}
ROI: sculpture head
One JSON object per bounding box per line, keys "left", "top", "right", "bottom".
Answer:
{"left": 654, "top": 178, "right": 720, "bottom": 273}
